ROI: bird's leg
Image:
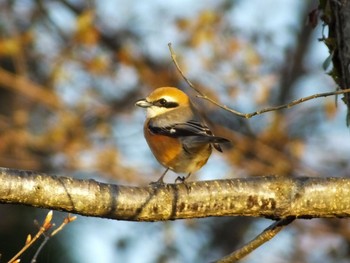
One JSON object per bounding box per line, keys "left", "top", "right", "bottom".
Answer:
{"left": 184, "top": 172, "right": 192, "bottom": 180}
{"left": 150, "top": 168, "right": 169, "bottom": 185}
{"left": 175, "top": 173, "right": 191, "bottom": 183}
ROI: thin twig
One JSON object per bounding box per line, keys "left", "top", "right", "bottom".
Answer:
{"left": 30, "top": 235, "right": 50, "bottom": 263}
{"left": 168, "top": 43, "right": 203, "bottom": 95}
{"left": 8, "top": 211, "right": 54, "bottom": 263}
{"left": 168, "top": 43, "right": 350, "bottom": 118}
{"left": 199, "top": 88, "right": 350, "bottom": 118}
{"left": 51, "top": 214, "right": 77, "bottom": 237}
{"left": 214, "top": 217, "right": 295, "bottom": 263}
{"left": 31, "top": 214, "right": 76, "bottom": 263}
{"left": 8, "top": 212, "right": 76, "bottom": 263}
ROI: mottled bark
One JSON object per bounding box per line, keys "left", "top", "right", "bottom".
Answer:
{"left": 1, "top": 167, "right": 350, "bottom": 221}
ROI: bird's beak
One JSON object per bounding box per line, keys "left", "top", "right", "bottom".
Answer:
{"left": 135, "top": 98, "right": 152, "bottom": 108}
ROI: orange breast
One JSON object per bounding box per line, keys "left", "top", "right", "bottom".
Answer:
{"left": 143, "top": 121, "right": 212, "bottom": 174}
{"left": 144, "top": 123, "right": 181, "bottom": 168}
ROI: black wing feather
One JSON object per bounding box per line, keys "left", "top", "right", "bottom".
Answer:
{"left": 149, "top": 120, "right": 211, "bottom": 137}
{"left": 148, "top": 120, "right": 229, "bottom": 150}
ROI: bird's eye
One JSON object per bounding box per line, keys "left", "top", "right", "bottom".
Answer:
{"left": 159, "top": 98, "right": 167, "bottom": 105}
{"left": 154, "top": 98, "right": 167, "bottom": 106}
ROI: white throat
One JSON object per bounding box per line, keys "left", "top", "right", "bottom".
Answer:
{"left": 146, "top": 106, "right": 170, "bottom": 118}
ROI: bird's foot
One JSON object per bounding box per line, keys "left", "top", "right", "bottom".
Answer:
{"left": 149, "top": 176, "right": 167, "bottom": 187}
{"left": 149, "top": 168, "right": 169, "bottom": 186}
{"left": 175, "top": 176, "right": 186, "bottom": 183}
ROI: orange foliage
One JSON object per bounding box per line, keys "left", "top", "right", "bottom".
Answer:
{"left": 75, "top": 10, "right": 100, "bottom": 45}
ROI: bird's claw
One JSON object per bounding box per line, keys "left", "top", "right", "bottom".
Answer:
{"left": 149, "top": 178, "right": 166, "bottom": 187}
{"left": 175, "top": 176, "right": 186, "bottom": 183}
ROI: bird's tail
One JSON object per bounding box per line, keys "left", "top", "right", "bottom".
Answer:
{"left": 211, "top": 136, "right": 230, "bottom": 152}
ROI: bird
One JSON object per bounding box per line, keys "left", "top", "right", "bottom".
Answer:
{"left": 135, "top": 87, "right": 230, "bottom": 183}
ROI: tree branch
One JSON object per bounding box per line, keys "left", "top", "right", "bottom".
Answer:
{"left": 328, "top": 0, "right": 350, "bottom": 125}
{"left": 0, "top": 68, "right": 60, "bottom": 109}
{"left": 1, "top": 167, "right": 350, "bottom": 221}
{"left": 214, "top": 218, "right": 295, "bottom": 263}
{"left": 168, "top": 43, "right": 350, "bottom": 119}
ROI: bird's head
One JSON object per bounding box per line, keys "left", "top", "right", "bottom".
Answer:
{"left": 135, "top": 87, "right": 190, "bottom": 118}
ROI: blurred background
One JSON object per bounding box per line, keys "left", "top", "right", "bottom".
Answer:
{"left": 1, "top": 0, "right": 350, "bottom": 262}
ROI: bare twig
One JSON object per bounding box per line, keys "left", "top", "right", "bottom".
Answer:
{"left": 168, "top": 43, "right": 350, "bottom": 118}
{"left": 31, "top": 214, "right": 77, "bottom": 263}
{"left": 214, "top": 217, "right": 295, "bottom": 263}
{"left": 168, "top": 43, "right": 203, "bottom": 95}
{"left": 30, "top": 235, "right": 50, "bottom": 263}
{"left": 8, "top": 211, "right": 76, "bottom": 263}
{"left": 8, "top": 211, "right": 54, "bottom": 263}
{"left": 51, "top": 214, "right": 77, "bottom": 237}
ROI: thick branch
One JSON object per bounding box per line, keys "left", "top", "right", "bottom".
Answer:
{"left": 1, "top": 167, "right": 350, "bottom": 221}
{"left": 330, "top": 1, "right": 350, "bottom": 90}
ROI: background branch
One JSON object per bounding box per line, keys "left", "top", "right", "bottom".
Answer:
{"left": 0, "top": 68, "right": 60, "bottom": 110}
{"left": 168, "top": 43, "right": 350, "bottom": 119}
{"left": 327, "top": 1, "right": 350, "bottom": 123}
{"left": 215, "top": 217, "right": 295, "bottom": 263}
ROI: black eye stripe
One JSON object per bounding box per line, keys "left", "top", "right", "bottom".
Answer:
{"left": 164, "top": 101, "right": 179, "bottom": 108}
{"left": 153, "top": 99, "right": 179, "bottom": 108}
